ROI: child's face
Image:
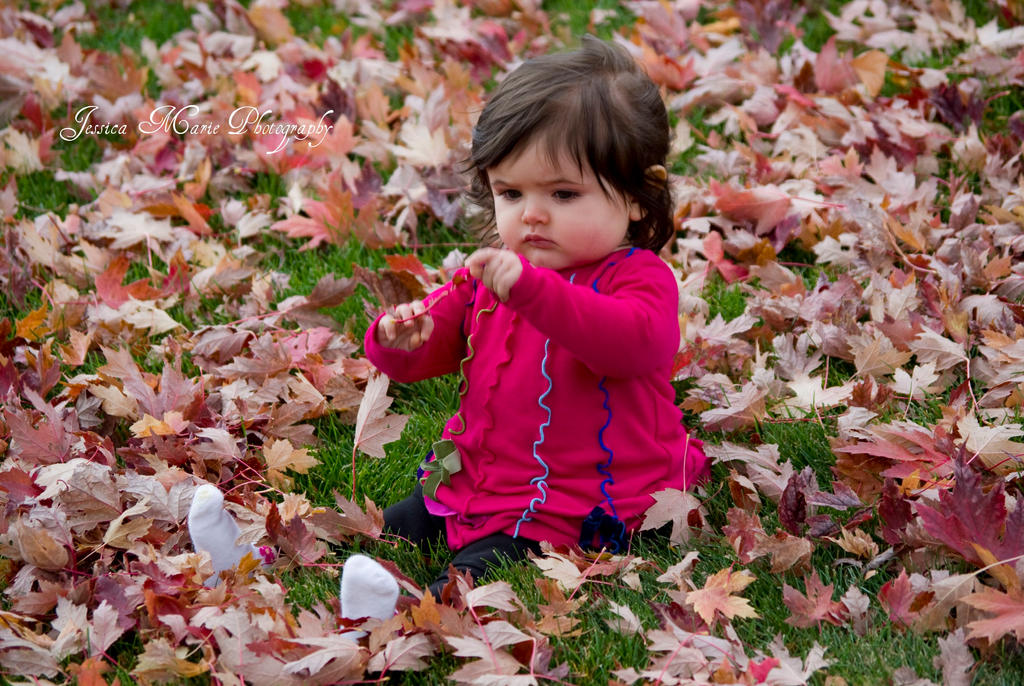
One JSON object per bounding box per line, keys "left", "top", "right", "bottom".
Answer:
{"left": 487, "top": 141, "right": 641, "bottom": 271}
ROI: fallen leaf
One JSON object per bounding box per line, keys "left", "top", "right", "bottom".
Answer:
{"left": 965, "top": 586, "right": 1024, "bottom": 643}
{"left": 685, "top": 568, "right": 759, "bottom": 625}
{"left": 264, "top": 438, "right": 319, "bottom": 489}
{"left": 352, "top": 373, "right": 409, "bottom": 459}
{"left": 783, "top": 570, "right": 848, "bottom": 629}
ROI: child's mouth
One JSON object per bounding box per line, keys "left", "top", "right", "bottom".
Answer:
{"left": 523, "top": 234, "right": 555, "bottom": 247}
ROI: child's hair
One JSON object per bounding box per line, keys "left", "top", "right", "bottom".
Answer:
{"left": 465, "top": 35, "right": 673, "bottom": 252}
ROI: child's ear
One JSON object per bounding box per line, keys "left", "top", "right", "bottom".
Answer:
{"left": 628, "top": 198, "right": 644, "bottom": 222}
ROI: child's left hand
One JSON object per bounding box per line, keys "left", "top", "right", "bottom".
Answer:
{"left": 466, "top": 248, "right": 523, "bottom": 302}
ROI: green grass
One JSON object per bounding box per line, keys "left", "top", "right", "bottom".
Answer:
{"left": 704, "top": 272, "right": 749, "bottom": 322}
{"left": 15, "top": 170, "right": 81, "bottom": 219}
{"left": 542, "top": 0, "right": 639, "bottom": 41}
{"left": 73, "top": 0, "right": 194, "bottom": 52}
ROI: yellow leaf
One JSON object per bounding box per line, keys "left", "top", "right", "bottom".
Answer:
{"left": 264, "top": 438, "right": 320, "bottom": 489}
{"left": 16, "top": 303, "right": 49, "bottom": 341}
{"left": 686, "top": 568, "right": 760, "bottom": 624}
{"left": 104, "top": 500, "right": 154, "bottom": 549}
{"left": 972, "top": 544, "right": 1020, "bottom": 592}
{"left": 130, "top": 412, "right": 185, "bottom": 437}
{"left": 852, "top": 50, "right": 887, "bottom": 97}
{"left": 830, "top": 527, "right": 880, "bottom": 560}
{"left": 90, "top": 383, "right": 140, "bottom": 419}
{"left": 248, "top": 5, "right": 294, "bottom": 46}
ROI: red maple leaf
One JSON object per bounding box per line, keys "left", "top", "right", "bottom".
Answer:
{"left": 782, "top": 569, "right": 848, "bottom": 629}
{"left": 702, "top": 231, "right": 748, "bottom": 283}
{"left": 878, "top": 569, "right": 934, "bottom": 628}
{"left": 95, "top": 255, "right": 164, "bottom": 308}
{"left": 915, "top": 455, "right": 1024, "bottom": 567}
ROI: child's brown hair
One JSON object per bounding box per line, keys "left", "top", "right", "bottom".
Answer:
{"left": 465, "top": 36, "right": 673, "bottom": 252}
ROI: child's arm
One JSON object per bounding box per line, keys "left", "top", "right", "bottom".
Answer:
{"left": 364, "top": 277, "right": 472, "bottom": 383}
{"left": 472, "top": 248, "right": 679, "bottom": 378}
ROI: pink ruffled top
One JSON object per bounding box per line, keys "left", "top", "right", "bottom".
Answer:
{"left": 365, "top": 248, "right": 708, "bottom": 550}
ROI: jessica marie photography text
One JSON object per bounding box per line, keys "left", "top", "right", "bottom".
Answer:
{"left": 59, "top": 104, "right": 334, "bottom": 154}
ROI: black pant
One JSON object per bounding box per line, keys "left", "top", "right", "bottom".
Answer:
{"left": 383, "top": 484, "right": 541, "bottom": 598}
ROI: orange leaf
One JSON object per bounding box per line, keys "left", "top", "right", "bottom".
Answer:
{"left": 686, "top": 568, "right": 759, "bottom": 625}
{"left": 966, "top": 586, "right": 1024, "bottom": 643}
{"left": 711, "top": 180, "right": 791, "bottom": 235}
{"left": 852, "top": 49, "right": 888, "bottom": 97}
{"left": 16, "top": 303, "right": 49, "bottom": 341}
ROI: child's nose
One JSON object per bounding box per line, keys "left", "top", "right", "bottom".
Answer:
{"left": 521, "top": 198, "right": 548, "bottom": 225}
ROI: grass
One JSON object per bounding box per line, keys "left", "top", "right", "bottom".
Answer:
{"left": 72, "top": 0, "right": 195, "bottom": 52}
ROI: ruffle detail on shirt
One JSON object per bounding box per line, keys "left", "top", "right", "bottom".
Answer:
{"left": 448, "top": 294, "right": 497, "bottom": 436}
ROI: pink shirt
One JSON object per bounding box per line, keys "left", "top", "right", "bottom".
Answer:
{"left": 365, "top": 248, "right": 707, "bottom": 550}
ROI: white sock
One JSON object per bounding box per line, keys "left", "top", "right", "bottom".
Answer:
{"left": 188, "top": 484, "right": 261, "bottom": 586}
{"left": 339, "top": 554, "right": 399, "bottom": 638}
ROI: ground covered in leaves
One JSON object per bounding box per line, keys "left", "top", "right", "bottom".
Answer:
{"left": 2, "top": 0, "right": 1024, "bottom": 684}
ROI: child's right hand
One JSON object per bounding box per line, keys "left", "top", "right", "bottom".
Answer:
{"left": 375, "top": 301, "right": 434, "bottom": 351}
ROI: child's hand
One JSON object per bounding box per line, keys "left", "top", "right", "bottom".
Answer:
{"left": 376, "top": 301, "right": 434, "bottom": 351}
{"left": 466, "top": 248, "right": 523, "bottom": 302}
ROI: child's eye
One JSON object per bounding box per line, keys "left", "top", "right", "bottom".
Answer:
{"left": 497, "top": 189, "right": 521, "bottom": 200}
{"left": 553, "top": 190, "right": 579, "bottom": 200}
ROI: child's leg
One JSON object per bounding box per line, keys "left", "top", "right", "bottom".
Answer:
{"left": 382, "top": 482, "right": 446, "bottom": 546}
{"left": 426, "top": 534, "right": 541, "bottom": 598}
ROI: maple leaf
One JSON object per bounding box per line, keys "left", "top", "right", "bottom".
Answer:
{"left": 915, "top": 455, "right": 1024, "bottom": 568}
{"left": 367, "top": 633, "right": 435, "bottom": 673}
{"left": 281, "top": 635, "right": 366, "bottom": 681}
{"left": 532, "top": 552, "right": 588, "bottom": 593}
{"left": 782, "top": 570, "right": 848, "bottom": 629}
{"left": 723, "top": 508, "right": 766, "bottom": 564}
{"left": 639, "top": 488, "right": 706, "bottom": 546}
{"left": 264, "top": 438, "right": 319, "bottom": 490}
{"left": 306, "top": 492, "right": 384, "bottom": 542}
{"left": 89, "top": 600, "right": 127, "bottom": 656}
{"left": 131, "top": 637, "right": 209, "bottom": 683}
{"left": 275, "top": 273, "right": 358, "bottom": 329}
{"left": 878, "top": 569, "right": 934, "bottom": 629}
{"left": 4, "top": 402, "right": 75, "bottom": 465}
{"left": 931, "top": 629, "right": 973, "bottom": 686}
{"left": 103, "top": 499, "right": 154, "bottom": 549}
{"left": 710, "top": 180, "right": 792, "bottom": 235}
{"left": 685, "top": 568, "right": 759, "bottom": 626}
{"left": 965, "top": 586, "right": 1024, "bottom": 644}
{"left": 701, "top": 231, "right": 748, "bottom": 283}
{"left": 752, "top": 530, "right": 814, "bottom": 574}
{"left": 0, "top": 624, "right": 62, "bottom": 677}
{"left": 267, "top": 501, "right": 325, "bottom": 564}
{"left": 352, "top": 372, "right": 409, "bottom": 459}
{"left": 8, "top": 516, "right": 69, "bottom": 570}
{"left": 908, "top": 327, "right": 969, "bottom": 371}
{"left": 464, "top": 581, "right": 521, "bottom": 612}
{"left": 606, "top": 601, "right": 644, "bottom": 635}
{"left": 778, "top": 467, "right": 815, "bottom": 536}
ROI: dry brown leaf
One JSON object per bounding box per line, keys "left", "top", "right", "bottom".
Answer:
{"left": 352, "top": 372, "right": 409, "bottom": 459}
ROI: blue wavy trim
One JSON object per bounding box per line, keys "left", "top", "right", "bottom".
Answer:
{"left": 587, "top": 248, "right": 637, "bottom": 519}
{"left": 595, "top": 376, "right": 619, "bottom": 519}
{"left": 514, "top": 339, "right": 554, "bottom": 537}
